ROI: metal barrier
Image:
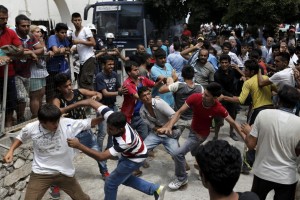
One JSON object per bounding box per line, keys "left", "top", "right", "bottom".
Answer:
{"left": 0, "top": 63, "right": 8, "bottom": 137}
{"left": 0, "top": 53, "right": 73, "bottom": 136}
{"left": 0, "top": 49, "right": 128, "bottom": 136}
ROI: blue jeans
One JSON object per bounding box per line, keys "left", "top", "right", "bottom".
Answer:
{"left": 144, "top": 132, "right": 180, "bottom": 177}
{"left": 104, "top": 157, "right": 159, "bottom": 200}
{"left": 97, "top": 105, "right": 117, "bottom": 151}
{"left": 76, "top": 129, "right": 108, "bottom": 174}
{"left": 173, "top": 131, "right": 206, "bottom": 181}
{"left": 130, "top": 115, "right": 149, "bottom": 140}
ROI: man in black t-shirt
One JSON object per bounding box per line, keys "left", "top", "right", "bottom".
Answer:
{"left": 95, "top": 55, "right": 127, "bottom": 154}
{"left": 214, "top": 54, "right": 244, "bottom": 141}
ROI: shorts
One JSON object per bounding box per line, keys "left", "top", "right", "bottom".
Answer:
{"left": 78, "top": 57, "right": 96, "bottom": 90}
{"left": 15, "top": 75, "right": 30, "bottom": 102}
{"left": 0, "top": 77, "right": 17, "bottom": 113}
{"left": 30, "top": 78, "right": 46, "bottom": 92}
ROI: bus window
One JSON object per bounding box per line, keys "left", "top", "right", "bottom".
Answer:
{"left": 118, "top": 5, "right": 143, "bottom": 37}
{"left": 96, "top": 12, "right": 117, "bottom": 37}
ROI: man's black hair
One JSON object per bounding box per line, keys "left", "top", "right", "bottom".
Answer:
{"left": 107, "top": 112, "right": 127, "bottom": 129}
{"left": 202, "top": 40, "right": 210, "bottom": 50}
{"left": 272, "top": 44, "right": 280, "bottom": 51}
{"left": 244, "top": 59, "right": 259, "bottom": 73}
{"left": 195, "top": 140, "right": 242, "bottom": 196}
{"left": 276, "top": 52, "right": 290, "bottom": 63}
{"left": 278, "top": 84, "right": 300, "bottom": 108}
{"left": 55, "top": 23, "right": 68, "bottom": 32}
{"left": 38, "top": 104, "right": 62, "bottom": 123}
{"left": 219, "top": 54, "right": 231, "bottom": 63}
{"left": 136, "top": 44, "right": 144, "bottom": 49}
{"left": 249, "top": 49, "right": 261, "bottom": 59}
{"left": 140, "top": 53, "right": 151, "bottom": 64}
{"left": 181, "top": 65, "right": 194, "bottom": 80}
{"left": 137, "top": 86, "right": 150, "bottom": 98}
{"left": 0, "top": 5, "right": 8, "bottom": 14}
{"left": 209, "top": 47, "right": 217, "bottom": 56}
{"left": 222, "top": 42, "right": 232, "bottom": 50}
{"left": 71, "top": 12, "right": 81, "bottom": 19}
{"left": 124, "top": 60, "right": 138, "bottom": 75}
{"left": 15, "top": 14, "right": 30, "bottom": 26}
{"left": 206, "top": 82, "right": 222, "bottom": 97}
{"left": 100, "top": 55, "right": 115, "bottom": 65}
{"left": 154, "top": 48, "right": 166, "bottom": 59}
{"left": 54, "top": 73, "right": 71, "bottom": 88}
{"left": 173, "top": 41, "right": 181, "bottom": 51}
{"left": 240, "top": 42, "right": 249, "bottom": 47}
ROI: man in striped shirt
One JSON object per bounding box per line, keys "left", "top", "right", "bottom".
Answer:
{"left": 67, "top": 99, "right": 166, "bottom": 200}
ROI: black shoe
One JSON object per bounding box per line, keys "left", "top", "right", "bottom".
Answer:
{"left": 241, "top": 163, "right": 251, "bottom": 175}
{"left": 230, "top": 132, "right": 239, "bottom": 141}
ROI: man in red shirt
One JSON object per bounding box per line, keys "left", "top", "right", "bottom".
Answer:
{"left": 121, "top": 60, "right": 161, "bottom": 140}
{"left": 158, "top": 82, "right": 245, "bottom": 190}
{"left": 0, "top": 5, "right": 24, "bottom": 127}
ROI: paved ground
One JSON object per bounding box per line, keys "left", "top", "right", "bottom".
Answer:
{"left": 37, "top": 107, "right": 283, "bottom": 200}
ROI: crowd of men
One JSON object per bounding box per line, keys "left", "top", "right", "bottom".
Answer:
{"left": 1, "top": 4, "right": 300, "bottom": 200}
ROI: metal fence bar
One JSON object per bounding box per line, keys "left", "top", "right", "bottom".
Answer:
{"left": 0, "top": 64, "right": 8, "bottom": 137}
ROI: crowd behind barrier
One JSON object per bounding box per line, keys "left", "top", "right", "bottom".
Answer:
{"left": 0, "top": 52, "right": 78, "bottom": 134}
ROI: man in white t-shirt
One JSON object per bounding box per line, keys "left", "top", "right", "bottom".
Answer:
{"left": 3, "top": 103, "right": 103, "bottom": 200}
{"left": 258, "top": 51, "right": 295, "bottom": 89}
{"left": 71, "top": 12, "right": 96, "bottom": 90}
{"left": 242, "top": 85, "right": 300, "bottom": 200}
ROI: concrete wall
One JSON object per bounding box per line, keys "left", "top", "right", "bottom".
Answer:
{"left": 0, "top": 137, "right": 32, "bottom": 200}
{"left": 1, "top": 0, "right": 107, "bottom": 29}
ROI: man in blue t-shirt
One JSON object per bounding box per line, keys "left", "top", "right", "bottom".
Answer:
{"left": 150, "top": 48, "right": 177, "bottom": 107}
{"left": 46, "top": 23, "right": 70, "bottom": 103}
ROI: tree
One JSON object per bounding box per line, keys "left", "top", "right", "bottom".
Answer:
{"left": 141, "top": 0, "right": 189, "bottom": 30}
{"left": 223, "top": 0, "right": 300, "bottom": 27}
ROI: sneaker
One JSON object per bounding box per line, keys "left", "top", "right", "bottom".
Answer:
{"left": 49, "top": 185, "right": 60, "bottom": 199}
{"left": 168, "top": 178, "right": 188, "bottom": 190}
{"left": 230, "top": 132, "right": 239, "bottom": 141}
{"left": 132, "top": 169, "right": 143, "bottom": 177}
{"left": 154, "top": 185, "right": 167, "bottom": 200}
{"left": 101, "top": 171, "right": 110, "bottom": 180}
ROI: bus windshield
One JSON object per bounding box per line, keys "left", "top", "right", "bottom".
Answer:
{"left": 95, "top": 4, "right": 143, "bottom": 39}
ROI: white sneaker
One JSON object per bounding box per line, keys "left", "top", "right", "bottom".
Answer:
{"left": 168, "top": 178, "right": 188, "bottom": 190}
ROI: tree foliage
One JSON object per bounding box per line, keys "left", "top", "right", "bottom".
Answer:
{"left": 223, "top": 0, "right": 300, "bottom": 26}
{"left": 140, "top": 0, "right": 300, "bottom": 34}
{"left": 140, "top": 0, "right": 190, "bottom": 31}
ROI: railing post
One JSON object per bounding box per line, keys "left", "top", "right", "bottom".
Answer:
{"left": 0, "top": 63, "right": 8, "bottom": 137}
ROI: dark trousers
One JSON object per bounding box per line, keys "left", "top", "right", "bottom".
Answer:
{"left": 252, "top": 175, "right": 297, "bottom": 200}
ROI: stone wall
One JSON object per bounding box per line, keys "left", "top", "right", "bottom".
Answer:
{"left": 0, "top": 141, "right": 33, "bottom": 200}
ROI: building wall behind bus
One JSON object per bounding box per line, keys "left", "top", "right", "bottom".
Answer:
{"left": 0, "top": 0, "right": 114, "bottom": 29}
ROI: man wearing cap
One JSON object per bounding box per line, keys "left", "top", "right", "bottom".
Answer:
{"left": 87, "top": 24, "right": 104, "bottom": 51}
